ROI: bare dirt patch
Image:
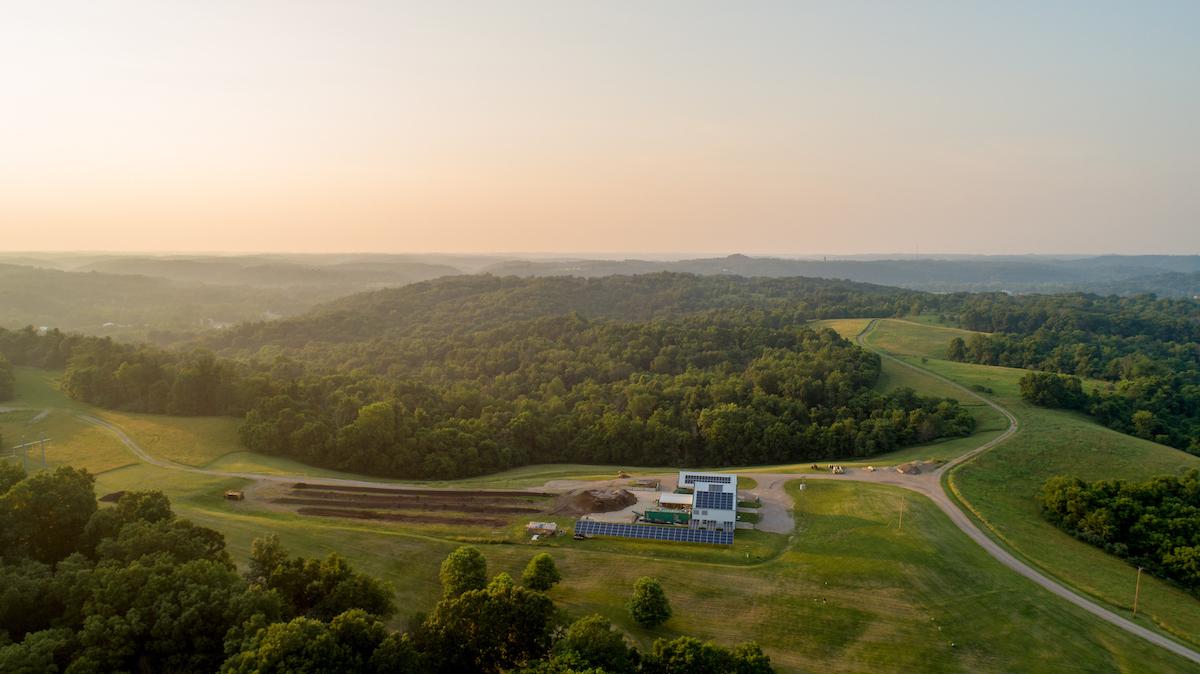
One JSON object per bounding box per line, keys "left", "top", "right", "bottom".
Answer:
{"left": 296, "top": 506, "right": 506, "bottom": 527}
{"left": 275, "top": 494, "right": 542, "bottom": 514}
{"left": 292, "top": 483, "right": 552, "bottom": 498}
{"left": 551, "top": 488, "right": 638, "bottom": 515}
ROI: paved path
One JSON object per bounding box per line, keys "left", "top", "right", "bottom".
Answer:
{"left": 78, "top": 319, "right": 1200, "bottom": 665}
{"left": 837, "top": 320, "right": 1200, "bottom": 665}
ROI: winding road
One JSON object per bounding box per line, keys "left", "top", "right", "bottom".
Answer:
{"left": 76, "top": 319, "right": 1200, "bottom": 665}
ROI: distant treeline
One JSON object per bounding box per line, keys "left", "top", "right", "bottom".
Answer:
{"left": 0, "top": 274, "right": 975, "bottom": 479}
{"left": 1041, "top": 470, "right": 1200, "bottom": 594}
{"left": 944, "top": 293, "right": 1200, "bottom": 454}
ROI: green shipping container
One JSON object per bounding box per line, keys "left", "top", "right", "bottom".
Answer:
{"left": 644, "top": 510, "right": 690, "bottom": 525}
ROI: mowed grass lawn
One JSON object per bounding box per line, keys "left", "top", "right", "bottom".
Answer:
{"left": 92, "top": 463, "right": 1197, "bottom": 673}
{"left": 95, "top": 409, "right": 243, "bottom": 467}
{"left": 3, "top": 369, "right": 134, "bottom": 474}
{"left": 808, "top": 318, "right": 1010, "bottom": 468}
{"left": 864, "top": 319, "right": 1200, "bottom": 649}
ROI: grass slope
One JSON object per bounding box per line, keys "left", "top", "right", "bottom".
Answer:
{"left": 864, "top": 319, "right": 1200, "bottom": 648}
{"left": 92, "top": 463, "right": 1196, "bottom": 673}
{"left": 2, "top": 369, "right": 133, "bottom": 474}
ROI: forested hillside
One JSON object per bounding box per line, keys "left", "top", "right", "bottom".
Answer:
{"left": 207, "top": 273, "right": 930, "bottom": 348}
{"left": 0, "top": 255, "right": 463, "bottom": 342}
{"left": 945, "top": 293, "right": 1200, "bottom": 453}
{"left": 0, "top": 274, "right": 973, "bottom": 478}
{"left": 1041, "top": 470, "right": 1200, "bottom": 594}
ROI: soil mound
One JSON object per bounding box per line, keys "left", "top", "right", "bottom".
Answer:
{"left": 552, "top": 488, "right": 637, "bottom": 515}
{"left": 895, "top": 460, "right": 939, "bottom": 475}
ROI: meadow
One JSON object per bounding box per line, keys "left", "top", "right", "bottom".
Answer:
{"left": 863, "top": 318, "right": 1200, "bottom": 648}
{"left": 90, "top": 461, "right": 1198, "bottom": 673}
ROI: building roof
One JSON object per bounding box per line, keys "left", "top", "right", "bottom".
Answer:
{"left": 658, "top": 492, "right": 693, "bottom": 506}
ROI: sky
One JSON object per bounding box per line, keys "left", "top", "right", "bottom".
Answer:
{"left": 1, "top": 1, "right": 1198, "bottom": 256}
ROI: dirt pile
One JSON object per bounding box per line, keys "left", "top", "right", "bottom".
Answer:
{"left": 552, "top": 488, "right": 638, "bottom": 515}
{"left": 895, "top": 460, "right": 939, "bottom": 475}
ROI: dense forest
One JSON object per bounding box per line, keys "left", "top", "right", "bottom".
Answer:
{"left": 0, "top": 464, "right": 772, "bottom": 673}
{"left": 1040, "top": 471, "right": 1200, "bottom": 594}
{"left": 0, "top": 353, "right": 14, "bottom": 401}
{"left": 945, "top": 293, "right": 1200, "bottom": 454}
{"left": 0, "top": 275, "right": 975, "bottom": 479}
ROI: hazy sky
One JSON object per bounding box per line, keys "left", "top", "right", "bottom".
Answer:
{"left": 2, "top": 1, "right": 1198, "bottom": 255}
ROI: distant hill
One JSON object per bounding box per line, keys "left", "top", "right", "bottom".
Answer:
{"left": 482, "top": 254, "right": 1200, "bottom": 295}
{"left": 74, "top": 255, "right": 460, "bottom": 288}
{"left": 0, "top": 264, "right": 306, "bottom": 337}
{"left": 0, "top": 254, "right": 469, "bottom": 341}
{"left": 206, "top": 272, "right": 925, "bottom": 351}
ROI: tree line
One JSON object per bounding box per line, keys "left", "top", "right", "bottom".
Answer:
{"left": 0, "top": 463, "right": 773, "bottom": 673}
{"left": 0, "top": 274, "right": 977, "bottom": 480}
{"left": 1040, "top": 470, "right": 1200, "bottom": 595}
{"left": 943, "top": 292, "right": 1200, "bottom": 454}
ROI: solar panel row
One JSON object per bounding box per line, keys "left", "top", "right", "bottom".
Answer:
{"left": 694, "top": 490, "right": 734, "bottom": 510}
{"left": 574, "top": 519, "right": 734, "bottom": 545}
{"left": 683, "top": 475, "right": 732, "bottom": 485}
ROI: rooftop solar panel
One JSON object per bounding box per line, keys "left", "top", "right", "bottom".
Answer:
{"left": 694, "top": 490, "right": 735, "bottom": 511}
{"left": 683, "top": 474, "right": 732, "bottom": 485}
{"left": 574, "top": 520, "right": 733, "bottom": 546}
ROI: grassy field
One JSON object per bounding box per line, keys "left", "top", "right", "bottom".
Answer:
{"left": 863, "top": 319, "right": 1200, "bottom": 649}
{"left": 807, "top": 319, "right": 1010, "bottom": 468}
{"left": 10, "top": 343, "right": 1200, "bottom": 669}
{"left": 90, "top": 461, "right": 1197, "bottom": 673}
{"left": 2, "top": 369, "right": 135, "bottom": 474}
{"left": 95, "top": 409, "right": 242, "bottom": 467}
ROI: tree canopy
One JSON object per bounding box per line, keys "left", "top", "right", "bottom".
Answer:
{"left": 628, "top": 577, "right": 672, "bottom": 628}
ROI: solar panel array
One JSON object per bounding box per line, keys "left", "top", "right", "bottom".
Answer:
{"left": 694, "top": 490, "right": 735, "bottom": 511}
{"left": 574, "top": 520, "right": 733, "bottom": 545}
{"left": 683, "top": 474, "right": 732, "bottom": 485}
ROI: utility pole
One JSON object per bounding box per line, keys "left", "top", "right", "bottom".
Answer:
{"left": 898, "top": 497, "right": 906, "bottom": 530}
{"left": 1133, "top": 567, "right": 1143, "bottom": 618}
{"left": 40, "top": 437, "right": 47, "bottom": 467}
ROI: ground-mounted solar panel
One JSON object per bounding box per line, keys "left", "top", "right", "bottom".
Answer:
{"left": 694, "top": 490, "right": 734, "bottom": 511}
{"left": 574, "top": 519, "right": 733, "bottom": 545}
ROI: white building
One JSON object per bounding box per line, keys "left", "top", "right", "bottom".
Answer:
{"left": 677, "top": 470, "right": 738, "bottom": 532}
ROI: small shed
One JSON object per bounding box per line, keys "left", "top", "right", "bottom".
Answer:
{"left": 657, "top": 492, "right": 694, "bottom": 509}
{"left": 526, "top": 521, "right": 558, "bottom": 536}
{"left": 224, "top": 490, "right": 245, "bottom": 501}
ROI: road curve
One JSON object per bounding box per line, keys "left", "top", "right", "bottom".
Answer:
{"left": 846, "top": 319, "right": 1200, "bottom": 665}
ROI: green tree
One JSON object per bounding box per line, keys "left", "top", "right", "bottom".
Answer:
{"left": 0, "top": 627, "right": 74, "bottom": 673}
{"left": 221, "top": 609, "right": 388, "bottom": 674}
{"left": 259, "top": 551, "right": 396, "bottom": 621}
{"left": 114, "top": 490, "right": 174, "bottom": 524}
{"left": 521, "top": 553, "right": 562, "bottom": 592}
{"left": 642, "top": 636, "right": 773, "bottom": 674}
{"left": 439, "top": 546, "right": 488, "bottom": 598}
{"left": 96, "top": 518, "right": 231, "bottom": 566}
{"left": 0, "top": 466, "right": 96, "bottom": 563}
{"left": 246, "top": 534, "right": 290, "bottom": 585}
{"left": 415, "top": 574, "right": 557, "bottom": 673}
{"left": 0, "top": 353, "right": 14, "bottom": 401}
{"left": 555, "top": 614, "right": 639, "bottom": 673}
{"left": 0, "top": 462, "right": 25, "bottom": 494}
{"left": 946, "top": 337, "right": 967, "bottom": 362}
{"left": 628, "top": 577, "right": 671, "bottom": 628}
